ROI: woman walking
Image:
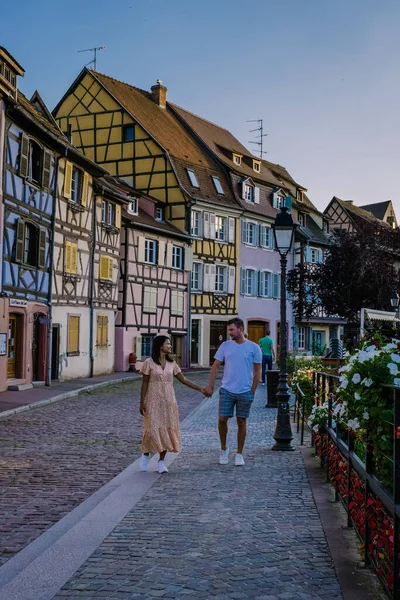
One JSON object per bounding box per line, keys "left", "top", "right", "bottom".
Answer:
{"left": 139, "top": 335, "right": 209, "bottom": 473}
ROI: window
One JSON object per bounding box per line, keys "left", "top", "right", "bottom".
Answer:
{"left": 245, "top": 269, "right": 257, "bottom": 295}
{"left": 15, "top": 219, "right": 46, "bottom": 268}
{"left": 215, "top": 216, "right": 227, "bottom": 241}
{"left": 123, "top": 125, "right": 135, "bottom": 142}
{"left": 211, "top": 176, "right": 224, "bottom": 195}
{"left": 191, "top": 262, "right": 202, "bottom": 291}
{"left": 323, "top": 220, "right": 329, "bottom": 233}
{"left": 215, "top": 265, "right": 227, "bottom": 293}
{"left": 70, "top": 167, "right": 82, "bottom": 204}
{"left": 233, "top": 154, "right": 242, "bottom": 166}
{"left": 102, "top": 200, "right": 116, "bottom": 226}
{"left": 246, "top": 222, "right": 257, "bottom": 245}
{"left": 67, "top": 315, "right": 80, "bottom": 355}
{"left": 310, "top": 248, "right": 321, "bottom": 264}
{"left": 260, "top": 225, "right": 272, "bottom": 248}
{"left": 262, "top": 271, "right": 272, "bottom": 297}
{"left": 298, "top": 213, "right": 305, "bottom": 227}
{"left": 96, "top": 316, "right": 108, "bottom": 346}
{"left": 172, "top": 246, "right": 183, "bottom": 269}
{"left": 19, "top": 134, "right": 52, "bottom": 189}
{"left": 99, "top": 255, "right": 113, "bottom": 281}
{"left": 244, "top": 184, "right": 253, "bottom": 202}
{"left": 298, "top": 327, "right": 306, "bottom": 350}
{"left": 65, "top": 241, "right": 78, "bottom": 275}
{"left": 127, "top": 198, "right": 138, "bottom": 214}
{"left": 143, "top": 286, "right": 157, "bottom": 313}
{"left": 171, "top": 290, "right": 184, "bottom": 316}
{"left": 144, "top": 239, "right": 157, "bottom": 264}
{"left": 191, "top": 211, "right": 202, "bottom": 237}
{"left": 155, "top": 207, "right": 164, "bottom": 221}
{"left": 29, "top": 140, "right": 42, "bottom": 184}
{"left": 186, "top": 168, "right": 200, "bottom": 188}
{"left": 141, "top": 334, "right": 154, "bottom": 358}
{"left": 253, "top": 160, "right": 261, "bottom": 172}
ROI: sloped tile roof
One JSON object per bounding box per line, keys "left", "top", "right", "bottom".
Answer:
{"left": 359, "top": 200, "right": 392, "bottom": 221}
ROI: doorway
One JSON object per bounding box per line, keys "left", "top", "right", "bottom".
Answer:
{"left": 209, "top": 321, "right": 227, "bottom": 365}
{"left": 171, "top": 335, "right": 183, "bottom": 366}
{"left": 51, "top": 324, "right": 60, "bottom": 380}
{"left": 247, "top": 320, "right": 267, "bottom": 344}
{"left": 191, "top": 319, "right": 200, "bottom": 364}
{"left": 7, "top": 314, "right": 17, "bottom": 379}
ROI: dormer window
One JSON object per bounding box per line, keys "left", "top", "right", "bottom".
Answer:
{"left": 241, "top": 178, "right": 260, "bottom": 204}
{"left": 233, "top": 154, "right": 242, "bottom": 166}
{"left": 155, "top": 207, "right": 164, "bottom": 222}
{"left": 253, "top": 160, "right": 261, "bottom": 173}
{"left": 298, "top": 213, "right": 305, "bottom": 227}
{"left": 244, "top": 184, "right": 253, "bottom": 202}
{"left": 323, "top": 220, "right": 329, "bottom": 233}
{"left": 186, "top": 168, "right": 200, "bottom": 188}
{"left": 211, "top": 176, "right": 224, "bottom": 195}
{"left": 127, "top": 198, "right": 138, "bottom": 214}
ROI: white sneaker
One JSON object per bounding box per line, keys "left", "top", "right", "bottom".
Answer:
{"left": 158, "top": 460, "right": 169, "bottom": 474}
{"left": 235, "top": 453, "right": 245, "bottom": 466}
{"left": 219, "top": 448, "right": 229, "bottom": 465}
{"left": 140, "top": 454, "right": 151, "bottom": 472}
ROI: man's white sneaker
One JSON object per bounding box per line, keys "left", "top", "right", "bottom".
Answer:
{"left": 219, "top": 448, "right": 229, "bottom": 465}
{"left": 235, "top": 453, "right": 245, "bottom": 466}
{"left": 140, "top": 454, "right": 151, "bottom": 472}
{"left": 158, "top": 460, "right": 169, "bottom": 474}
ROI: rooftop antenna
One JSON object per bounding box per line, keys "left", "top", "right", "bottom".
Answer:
{"left": 247, "top": 119, "right": 268, "bottom": 159}
{"left": 77, "top": 45, "right": 106, "bottom": 71}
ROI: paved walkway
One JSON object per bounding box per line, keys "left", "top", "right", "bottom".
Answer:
{"left": 0, "top": 384, "right": 347, "bottom": 600}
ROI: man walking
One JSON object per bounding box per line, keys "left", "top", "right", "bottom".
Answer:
{"left": 259, "top": 329, "right": 276, "bottom": 385}
{"left": 205, "top": 318, "right": 262, "bottom": 466}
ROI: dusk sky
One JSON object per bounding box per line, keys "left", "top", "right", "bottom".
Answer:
{"left": 3, "top": 0, "right": 399, "bottom": 214}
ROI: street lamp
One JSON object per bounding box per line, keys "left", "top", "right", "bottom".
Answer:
{"left": 391, "top": 291, "right": 400, "bottom": 311}
{"left": 271, "top": 206, "right": 297, "bottom": 451}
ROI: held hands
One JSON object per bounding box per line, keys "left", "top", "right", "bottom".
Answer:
{"left": 201, "top": 386, "right": 212, "bottom": 398}
{"left": 140, "top": 404, "right": 146, "bottom": 416}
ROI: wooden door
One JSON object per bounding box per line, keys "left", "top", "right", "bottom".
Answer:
{"left": 209, "top": 321, "right": 227, "bottom": 365}
{"left": 7, "top": 315, "right": 17, "bottom": 379}
{"left": 51, "top": 325, "right": 60, "bottom": 380}
{"left": 247, "top": 321, "right": 266, "bottom": 344}
{"left": 191, "top": 319, "right": 200, "bottom": 364}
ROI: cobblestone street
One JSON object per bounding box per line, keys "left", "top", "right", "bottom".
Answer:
{"left": 0, "top": 373, "right": 213, "bottom": 566}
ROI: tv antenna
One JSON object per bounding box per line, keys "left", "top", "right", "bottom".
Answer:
{"left": 247, "top": 119, "right": 268, "bottom": 159}
{"left": 77, "top": 45, "right": 106, "bottom": 71}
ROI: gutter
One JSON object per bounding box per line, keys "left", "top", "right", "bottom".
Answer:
{"left": 89, "top": 194, "right": 97, "bottom": 378}
{"left": 0, "top": 99, "right": 6, "bottom": 295}
{"left": 46, "top": 153, "right": 60, "bottom": 385}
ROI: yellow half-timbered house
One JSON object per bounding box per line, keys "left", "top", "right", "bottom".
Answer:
{"left": 53, "top": 71, "right": 242, "bottom": 366}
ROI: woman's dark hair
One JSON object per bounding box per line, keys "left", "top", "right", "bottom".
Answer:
{"left": 151, "top": 335, "right": 173, "bottom": 365}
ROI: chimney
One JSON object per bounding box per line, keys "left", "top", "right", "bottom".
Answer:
{"left": 151, "top": 79, "right": 167, "bottom": 109}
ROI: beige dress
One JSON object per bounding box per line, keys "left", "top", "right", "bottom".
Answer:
{"left": 140, "top": 358, "right": 182, "bottom": 453}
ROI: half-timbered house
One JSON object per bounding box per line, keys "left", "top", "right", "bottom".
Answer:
{"left": 53, "top": 71, "right": 242, "bottom": 366}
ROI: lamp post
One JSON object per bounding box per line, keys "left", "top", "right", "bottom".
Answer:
{"left": 272, "top": 206, "right": 297, "bottom": 451}
{"left": 391, "top": 291, "right": 400, "bottom": 312}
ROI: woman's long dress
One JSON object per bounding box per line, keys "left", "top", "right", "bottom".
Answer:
{"left": 140, "top": 358, "right": 182, "bottom": 453}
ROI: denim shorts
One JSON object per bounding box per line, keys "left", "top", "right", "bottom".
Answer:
{"left": 219, "top": 388, "right": 254, "bottom": 419}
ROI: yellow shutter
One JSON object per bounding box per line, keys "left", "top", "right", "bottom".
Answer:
{"left": 81, "top": 171, "right": 89, "bottom": 207}
{"left": 108, "top": 257, "right": 113, "bottom": 281}
{"left": 68, "top": 316, "right": 79, "bottom": 353}
{"left": 102, "top": 316, "right": 108, "bottom": 345}
{"left": 65, "top": 241, "right": 71, "bottom": 273}
{"left": 71, "top": 243, "right": 78, "bottom": 274}
{"left": 64, "top": 161, "right": 73, "bottom": 199}
{"left": 115, "top": 204, "right": 121, "bottom": 229}
{"left": 100, "top": 255, "right": 112, "bottom": 280}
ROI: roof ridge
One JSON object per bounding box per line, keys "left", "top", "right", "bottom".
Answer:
{"left": 170, "top": 102, "right": 231, "bottom": 134}
{"left": 90, "top": 70, "right": 150, "bottom": 97}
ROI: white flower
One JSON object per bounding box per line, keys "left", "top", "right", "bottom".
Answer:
{"left": 354, "top": 392, "right": 361, "bottom": 401}
{"left": 362, "top": 378, "right": 373, "bottom": 387}
{"left": 362, "top": 411, "right": 370, "bottom": 421}
{"left": 352, "top": 373, "right": 361, "bottom": 384}
{"left": 385, "top": 343, "right": 397, "bottom": 350}
{"left": 391, "top": 353, "right": 400, "bottom": 363}
{"left": 388, "top": 363, "right": 399, "bottom": 375}
{"left": 394, "top": 378, "right": 400, "bottom": 387}
{"left": 366, "top": 345, "right": 377, "bottom": 353}
{"left": 347, "top": 417, "right": 360, "bottom": 430}
{"left": 357, "top": 351, "right": 371, "bottom": 363}
{"left": 338, "top": 379, "right": 348, "bottom": 390}
{"left": 312, "top": 424, "right": 319, "bottom": 432}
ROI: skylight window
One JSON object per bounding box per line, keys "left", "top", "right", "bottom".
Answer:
{"left": 186, "top": 168, "right": 200, "bottom": 188}
{"left": 211, "top": 176, "right": 224, "bottom": 195}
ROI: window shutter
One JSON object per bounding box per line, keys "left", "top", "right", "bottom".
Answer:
{"left": 250, "top": 270, "right": 256, "bottom": 296}
{"left": 241, "top": 220, "right": 247, "bottom": 243}
{"left": 115, "top": 204, "right": 121, "bottom": 228}
{"left": 100, "top": 255, "right": 108, "bottom": 279}
{"left": 254, "top": 187, "right": 260, "bottom": 204}
{"left": 166, "top": 243, "right": 173, "bottom": 267}
{"left": 138, "top": 237, "right": 145, "bottom": 262}
{"left": 136, "top": 335, "right": 142, "bottom": 360}
{"left": 305, "top": 247, "right": 311, "bottom": 263}
{"left": 19, "top": 134, "right": 29, "bottom": 178}
{"left": 108, "top": 257, "right": 113, "bottom": 281}
{"left": 81, "top": 171, "right": 89, "bottom": 207}
{"left": 318, "top": 248, "right": 323, "bottom": 263}
{"left": 272, "top": 192, "right": 278, "bottom": 209}
{"left": 158, "top": 240, "right": 166, "bottom": 266}
{"left": 203, "top": 264, "right": 210, "bottom": 292}
{"left": 210, "top": 264, "right": 217, "bottom": 292}
{"left": 71, "top": 243, "right": 78, "bottom": 274}
{"left": 64, "top": 161, "right": 73, "bottom": 199}
{"left": 258, "top": 271, "right": 262, "bottom": 296}
{"left": 150, "top": 288, "right": 157, "bottom": 311}
{"left": 285, "top": 196, "right": 292, "bottom": 211}
{"left": 209, "top": 213, "right": 216, "bottom": 239}
{"left": 184, "top": 246, "right": 193, "bottom": 271}
{"left": 171, "top": 290, "right": 178, "bottom": 314}
{"left": 38, "top": 228, "right": 46, "bottom": 268}
{"left": 96, "top": 316, "right": 101, "bottom": 346}
{"left": 65, "top": 242, "right": 71, "bottom": 273}
{"left": 241, "top": 180, "right": 246, "bottom": 200}
{"left": 255, "top": 223, "right": 260, "bottom": 246}
{"left": 273, "top": 273, "right": 280, "bottom": 298}
{"left": 228, "top": 217, "right": 235, "bottom": 243}
{"left": 198, "top": 212, "right": 204, "bottom": 237}
{"left": 15, "top": 219, "right": 25, "bottom": 263}
{"left": 42, "top": 150, "right": 52, "bottom": 190}
{"left": 228, "top": 266, "right": 235, "bottom": 294}
{"left": 203, "top": 212, "right": 210, "bottom": 238}
{"left": 68, "top": 316, "right": 79, "bottom": 353}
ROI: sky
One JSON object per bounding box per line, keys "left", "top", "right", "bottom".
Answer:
{"left": 2, "top": 0, "right": 400, "bottom": 215}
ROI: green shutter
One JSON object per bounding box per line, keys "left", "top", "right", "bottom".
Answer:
{"left": 19, "top": 134, "right": 29, "bottom": 178}
{"left": 38, "top": 229, "right": 46, "bottom": 268}
{"left": 15, "top": 219, "right": 25, "bottom": 263}
{"left": 42, "top": 150, "right": 52, "bottom": 189}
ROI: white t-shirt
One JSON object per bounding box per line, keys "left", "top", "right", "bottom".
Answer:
{"left": 214, "top": 340, "right": 262, "bottom": 394}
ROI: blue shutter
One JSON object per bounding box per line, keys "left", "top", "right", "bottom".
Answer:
{"left": 285, "top": 196, "right": 292, "bottom": 211}
{"left": 273, "top": 273, "right": 280, "bottom": 298}
{"left": 258, "top": 271, "right": 262, "bottom": 296}
{"left": 255, "top": 223, "right": 260, "bottom": 246}
{"left": 251, "top": 271, "right": 257, "bottom": 296}
{"left": 241, "top": 220, "right": 247, "bottom": 243}
{"left": 240, "top": 268, "right": 246, "bottom": 295}
{"left": 305, "top": 247, "right": 311, "bottom": 263}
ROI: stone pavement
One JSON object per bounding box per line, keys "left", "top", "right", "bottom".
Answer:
{"left": 48, "top": 385, "right": 340, "bottom": 599}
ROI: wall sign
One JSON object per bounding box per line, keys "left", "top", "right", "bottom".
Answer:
{"left": 0, "top": 333, "right": 6, "bottom": 356}
{"left": 9, "top": 299, "right": 27, "bottom": 307}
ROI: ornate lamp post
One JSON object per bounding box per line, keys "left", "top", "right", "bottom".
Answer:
{"left": 272, "top": 206, "right": 297, "bottom": 451}
{"left": 391, "top": 291, "right": 400, "bottom": 312}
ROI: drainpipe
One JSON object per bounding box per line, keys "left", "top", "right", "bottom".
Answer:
{"left": 89, "top": 193, "right": 97, "bottom": 377}
{"left": 0, "top": 100, "right": 6, "bottom": 294}
{"left": 46, "top": 155, "right": 60, "bottom": 385}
